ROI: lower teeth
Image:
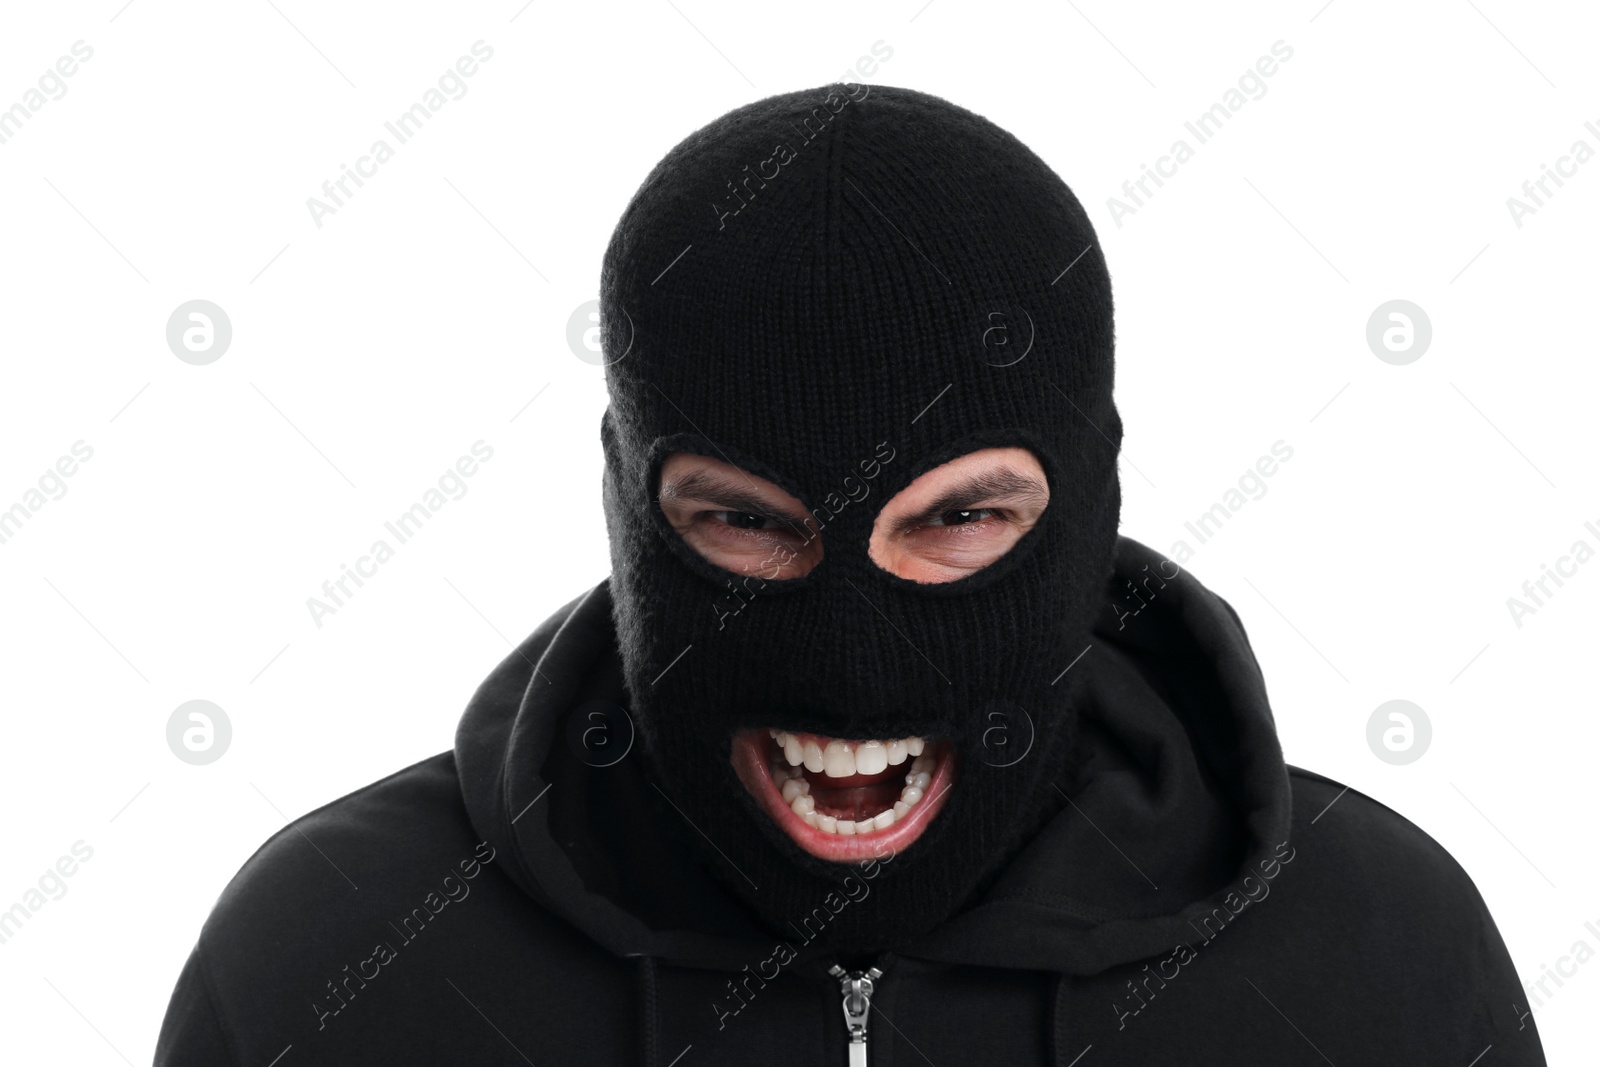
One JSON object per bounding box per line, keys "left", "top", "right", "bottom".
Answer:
{"left": 772, "top": 753, "right": 937, "bottom": 836}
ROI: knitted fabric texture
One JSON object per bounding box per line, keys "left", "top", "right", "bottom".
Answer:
{"left": 597, "top": 83, "right": 1121, "bottom": 951}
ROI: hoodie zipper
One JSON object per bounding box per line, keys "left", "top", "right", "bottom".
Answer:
{"left": 827, "top": 963, "right": 883, "bottom": 1067}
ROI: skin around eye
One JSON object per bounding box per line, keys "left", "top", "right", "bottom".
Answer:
{"left": 686, "top": 510, "right": 815, "bottom": 578}
{"left": 657, "top": 454, "right": 823, "bottom": 579}
{"left": 869, "top": 448, "right": 1049, "bottom": 583}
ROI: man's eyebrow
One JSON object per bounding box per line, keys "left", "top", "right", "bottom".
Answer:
{"left": 893, "top": 468, "right": 1049, "bottom": 527}
{"left": 660, "top": 470, "right": 810, "bottom": 521}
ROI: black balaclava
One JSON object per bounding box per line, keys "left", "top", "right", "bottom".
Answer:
{"left": 597, "top": 84, "right": 1121, "bottom": 952}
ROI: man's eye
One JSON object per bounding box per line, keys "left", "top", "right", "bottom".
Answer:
{"left": 711, "top": 511, "right": 780, "bottom": 530}
{"left": 930, "top": 508, "right": 996, "bottom": 527}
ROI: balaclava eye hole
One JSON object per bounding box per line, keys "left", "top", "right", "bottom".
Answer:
{"left": 654, "top": 438, "right": 1054, "bottom": 590}
{"left": 866, "top": 462, "right": 1049, "bottom": 582}
{"left": 859, "top": 431, "right": 1060, "bottom": 596}
{"left": 648, "top": 436, "right": 828, "bottom": 591}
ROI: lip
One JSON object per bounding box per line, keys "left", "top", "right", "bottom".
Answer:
{"left": 730, "top": 728, "right": 958, "bottom": 862}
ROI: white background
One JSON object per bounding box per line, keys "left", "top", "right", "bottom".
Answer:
{"left": 1, "top": 0, "right": 1595, "bottom": 1062}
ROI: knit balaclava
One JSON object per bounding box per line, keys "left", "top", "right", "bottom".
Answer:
{"left": 597, "top": 84, "right": 1121, "bottom": 952}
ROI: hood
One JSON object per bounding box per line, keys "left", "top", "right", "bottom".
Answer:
{"left": 454, "top": 535, "right": 1292, "bottom": 976}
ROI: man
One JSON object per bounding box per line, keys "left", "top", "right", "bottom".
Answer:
{"left": 157, "top": 84, "right": 1544, "bottom": 1065}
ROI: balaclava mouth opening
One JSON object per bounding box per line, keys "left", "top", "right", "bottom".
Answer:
{"left": 597, "top": 83, "right": 1121, "bottom": 952}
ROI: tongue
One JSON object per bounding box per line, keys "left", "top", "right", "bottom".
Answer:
{"left": 803, "top": 768, "right": 904, "bottom": 821}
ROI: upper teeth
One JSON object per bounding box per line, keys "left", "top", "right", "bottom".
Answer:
{"left": 770, "top": 729, "right": 925, "bottom": 778}
{"left": 768, "top": 744, "right": 938, "bottom": 836}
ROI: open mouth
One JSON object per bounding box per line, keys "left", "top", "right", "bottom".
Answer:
{"left": 730, "top": 728, "right": 958, "bottom": 861}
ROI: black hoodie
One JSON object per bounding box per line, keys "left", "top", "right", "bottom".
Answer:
{"left": 155, "top": 537, "right": 1545, "bottom": 1065}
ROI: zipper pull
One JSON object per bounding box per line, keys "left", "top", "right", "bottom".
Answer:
{"left": 828, "top": 964, "right": 883, "bottom": 1067}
